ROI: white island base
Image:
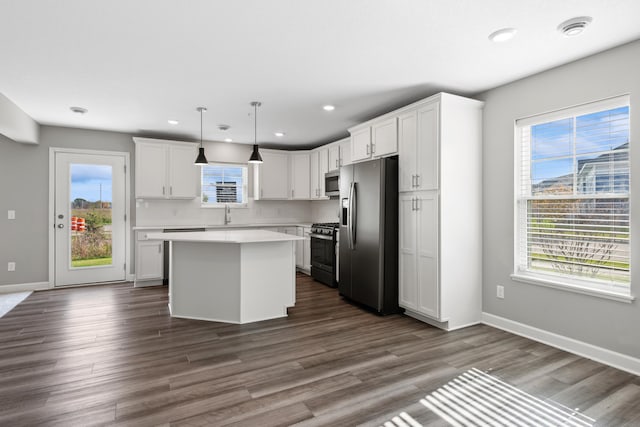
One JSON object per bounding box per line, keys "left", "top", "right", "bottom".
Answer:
{"left": 148, "top": 230, "right": 302, "bottom": 324}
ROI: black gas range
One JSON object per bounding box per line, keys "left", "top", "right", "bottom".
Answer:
{"left": 310, "top": 222, "right": 339, "bottom": 287}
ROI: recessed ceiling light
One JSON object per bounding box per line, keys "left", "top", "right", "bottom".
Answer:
{"left": 558, "top": 16, "right": 592, "bottom": 37}
{"left": 323, "top": 105, "right": 335, "bottom": 111}
{"left": 274, "top": 132, "right": 285, "bottom": 137}
{"left": 70, "top": 106, "right": 88, "bottom": 114}
{"left": 488, "top": 28, "right": 517, "bottom": 43}
{"left": 224, "top": 138, "right": 233, "bottom": 143}
{"left": 168, "top": 119, "right": 179, "bottom": 125}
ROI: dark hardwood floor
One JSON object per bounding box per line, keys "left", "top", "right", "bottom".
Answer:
{"left": 0, "top": 274, "right": 638, "bottom": 426}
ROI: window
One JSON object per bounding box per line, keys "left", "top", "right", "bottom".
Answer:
{"left": 201, "top": 163, "right": 248, "bottom": 206}
{"left": 515, "top": 96, "right": 630, "bottom": 296}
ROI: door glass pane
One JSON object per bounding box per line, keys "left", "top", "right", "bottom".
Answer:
{"left": 70, "top": 164, "right": 113, "bottom": 268}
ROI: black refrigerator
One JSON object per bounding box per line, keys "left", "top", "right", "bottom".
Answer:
{"left": 338, "top": 156, "right": 399, "bottom": 315}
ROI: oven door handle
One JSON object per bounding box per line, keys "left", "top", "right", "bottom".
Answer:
{"left": 310, "top": 233, "right": 333, "bottom": 241}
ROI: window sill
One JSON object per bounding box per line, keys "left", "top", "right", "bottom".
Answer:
{"left": 510, "top": 273, "right": 635, "bottom": 304}
{"left": 200, "top": 204, "right": 248, "bottom": 209}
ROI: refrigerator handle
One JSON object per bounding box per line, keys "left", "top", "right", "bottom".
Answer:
{"left": 350, "top": 182, "right": 357, "bottom": 247}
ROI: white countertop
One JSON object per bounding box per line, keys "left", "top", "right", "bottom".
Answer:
{"left": 133, "top": 223, "right": 313, "bottom": 231}
{"left": 145, "top": 229, "right": 305, "bottom": 243}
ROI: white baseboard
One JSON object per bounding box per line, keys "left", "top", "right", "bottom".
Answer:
{"left": 482, "top": 312, "right": 640, "bottom": 377}
{"left": 0, "top": 281, "right": 51, "bottom": 294}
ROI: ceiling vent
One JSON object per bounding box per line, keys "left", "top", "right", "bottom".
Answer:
{"left": 558, "top": 16, "right": 592, "bottom": 37}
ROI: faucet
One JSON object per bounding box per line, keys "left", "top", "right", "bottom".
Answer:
{"left": 224, "top": 204, "right": 231, "bottom": 225}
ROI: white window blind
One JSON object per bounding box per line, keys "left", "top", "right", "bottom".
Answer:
{"left": 201, "top": 163, "right": 248, "bottom": 206}
{"left": 515, "top": 96, "right": 630, "bottom": 294}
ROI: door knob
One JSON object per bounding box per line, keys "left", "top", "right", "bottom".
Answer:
{"left": 57, "top": 224, "right": 64, "bottom": 229}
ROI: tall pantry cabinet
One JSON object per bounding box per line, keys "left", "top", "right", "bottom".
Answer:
{"left": 398, "top": 93, "right": 484, "bottom": 331}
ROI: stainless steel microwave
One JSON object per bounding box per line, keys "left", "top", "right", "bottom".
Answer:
{"left": 325, "top": 170, "right": 340, "bottom": 198}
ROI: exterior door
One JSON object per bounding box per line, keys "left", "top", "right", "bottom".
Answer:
{"left": 54, "top": 152, "right": 126, "bottom": 286}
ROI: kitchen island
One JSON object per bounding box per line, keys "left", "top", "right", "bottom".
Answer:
{"left": 146, "top": 229, "right": 304, "bottom": 324}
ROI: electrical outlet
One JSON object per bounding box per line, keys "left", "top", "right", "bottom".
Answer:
{"left": 8, "top": 210, "right": 16, "bottom": 220}
{"left": 496, "top": 285, "right": 505, "bottom": 299}
{"left": 8, "top": 262, "right": 16, "bottom": 272}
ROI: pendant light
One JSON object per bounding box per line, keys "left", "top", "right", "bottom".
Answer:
{"left": 248, "top": 101, "right": 263, "bottom": 164}
{"left": 194, "top": 106, "right": 209, "bottom": 165}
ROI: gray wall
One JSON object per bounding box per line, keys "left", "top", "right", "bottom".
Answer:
{"left": 0, "top": 126, "right": 135, "bottom": 287}
{"left": 478, "top": 40, "right": 640, "bottom": 358}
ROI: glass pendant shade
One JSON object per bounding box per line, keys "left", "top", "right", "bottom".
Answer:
{"left": 248, "top": 144, "right": 263, "bottom": 164}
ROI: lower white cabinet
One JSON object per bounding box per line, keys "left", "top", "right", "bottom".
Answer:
{"left": 298, "top": 226, "right": 311, "bottom": 273}
{"left": 399, "top": 192, "right": 439, "bottom": 318}
{"left": 135, "top": 231, "right": 164, "bottom": 286}
{"left": 399, "top": 189, "right": 482, "bottom": 331}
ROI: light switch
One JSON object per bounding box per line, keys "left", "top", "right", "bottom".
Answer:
{"left": 8, "top": 210, "right": 15, "bottom": 220}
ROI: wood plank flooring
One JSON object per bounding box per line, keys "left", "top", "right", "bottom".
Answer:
{"left": 0, "top": 273, "right": 638, "bottom": 426}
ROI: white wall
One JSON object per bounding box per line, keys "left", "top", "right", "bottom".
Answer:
{"left": 478, "top": 40, "right": 640, "bottom": 358}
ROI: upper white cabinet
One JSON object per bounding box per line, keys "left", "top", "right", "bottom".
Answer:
{"left": 327, "top": 138, "right": 351, "bottom": 172}
{"left": 399, "top": 101, "right": 439, "bottom": 192}
{"left": 310, "top": 147, "right": 329, "bottom": 199}
{"left": 339, "top": 138, "right": 351, "bottom": 168}
{"left": 349, "top": 117, "right": 398, "bottom": 163}
{"left": 350, "top": 126, "right": 372, "bottom": 162}
{"left": 134, "top": 138, "right": 199, "bottom": 199}
{"left": 328, "top": 144, "right": 340, "bottom": 172}
{"left": 290, "top": 152, "right": 310, "bottom": 200}
{"left": 254, "top": 149, "right": 290, "bottom": 200}
{"left": 397, "top": 92, "right": 484, "bottom": 331}
{"left": 372, "top": 117, "right": 398, "bottom": 157}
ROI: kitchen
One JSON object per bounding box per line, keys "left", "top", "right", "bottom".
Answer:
{"left": 1, "top": 1, "right": 640, "bottom": 425}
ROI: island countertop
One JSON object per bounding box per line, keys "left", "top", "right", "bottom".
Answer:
{"left": 145, "top": 229, "right": 304, "bottom": 244}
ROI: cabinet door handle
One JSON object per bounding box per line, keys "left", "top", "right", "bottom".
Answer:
{"left": 412, "top": 198, "right": 416, "bottom": 211}
{"left": 162, "top": 186, "right": 165, "bottom": 195}
{"left": 411, "top": 175, "right": 415, "bottom": 187}
{"left": 335, "top": 159, "right": 338, "bottom": 168}
{"left": 415, "top": 198, "right": 420, "bottom": 211}
{"left": 415, "top": 175, "right": 420, "bottom": 188}
{"left": 261, "top": 188, "right": 263, "bottom": 198}
{"left": 292, "top": 189, "right": 294, "bottom": 198}
{"left": 366, "top": 145, "right": 370, "bottom": 155}
{"left": 170, "top": 186, "right": 173, "bottom": 196}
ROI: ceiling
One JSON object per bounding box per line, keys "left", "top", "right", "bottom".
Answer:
{"left": 1, "top": 1, "right": 639, "bottom": 149}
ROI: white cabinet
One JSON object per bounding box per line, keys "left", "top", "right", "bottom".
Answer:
{"left": 399, "top": 101, "right": 439, "bottom": 192}
{"left": 310, "top": 147, "right": 329, "bottom": 199}
{"left": 350, "top": 126, "right": 371, "bottom": 162}
{"left": 290, "top": 152, "right": 310, "bottom": 200}
{"left": 398, "top": 92, "right": 484, "bottom": 331}
{"left": 349, "top": 117, "right": 397, "bottom": 163}
{"left": 328, "top": 144, "right": 340, "bottom": 172}
{"left": 339, "top": 138, "right": 351, "bottom": 168}
{"left": 372, "top": 117, "right": 398, "bottom": 158}
{"left": 135, "top": 231, "right": 164, "bottom": 287}
{"left": 399, "top": 192, "right": 438, "bottom": 318}
{"left": 296, "top": 226, "right": 311, "bottom": 273}
{"left": 254, "top": 149, "right": 290, "bottom": 200}
{"left": 328, "top": 138, "right": 351, "bottom": 172}
{"left": 168, "top": 145, "right": 201, "bottom": 198}
{"left": 134, "top": 138, "right": 199, "bottom": 199}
